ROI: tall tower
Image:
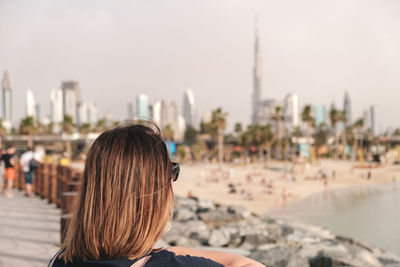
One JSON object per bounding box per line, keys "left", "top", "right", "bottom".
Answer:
{"left": 62, "top": 80, "right": 80, "bottom": 123}
{"left": 26, "top": 90, "right": 36, "bottom": 118}
{"left": 2, "top": 71, "right": 12, "bottom": 124}
{"left": 343, "top": 92, "right": 352, "bottom": 126}
{"left": 252, "top": 16, "right": 262, "bottom": 125}
{"left": 183, "top": 88, "right": 196, "bottom": 127}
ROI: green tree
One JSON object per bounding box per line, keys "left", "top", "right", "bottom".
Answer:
{"left": 210, "top": 108, "right": 228, "bottom": 164}
{"left": 352, "top": 118, "right": 364, "bottom": 161}
{"left": 301, "top": 105, "right": 314, "bottom": 144}
{"left": 62, "top": 115, "right": 76, "bottom": 135}
{"left": 79, "top": 123, "right": 92, "bottom": 136}
{"left": 329, "top": 107, "right": 340, "bottom": 159}
{"left": 184, "top": 125, "right": 198, "bottom": 145}
{"left": 0, "top": 119, "right": 7, "bottom": 149}
{"left": 163, "top": 124, "right": 174, "bottom": 142}
{"left": 271, "top": 106, "right": 284, "bottom": 159}
{"left": 19, "top": 116, "right": 39, "bottom": 147}
{"left": 94, "top": 118, "right": 106, "bottom": 132}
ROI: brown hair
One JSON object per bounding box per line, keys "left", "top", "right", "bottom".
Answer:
{"left": 61, "top": 123, "right": 173, "bottom": 262}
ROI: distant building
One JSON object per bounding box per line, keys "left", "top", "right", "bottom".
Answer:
{"left": 314, "top": 105, "right": 327, "bottom": 126}
{"left": 26, "top": 90, "right": 36, "bottom": 119}
{"left": 251, "top": 17, "right": 263, "bottom": 125}
{"left": 50, "top": 89, "right": 63, "bottom": 124}
{"left": 136, "top": 94, "right": 149, "bottom": 120}
{"left": 258, "top": 99, "right": 281, "bottom": 126}
{"left": 370, "top": 106, "right": 375, "bottom": 135}
{"left": 62, "top": 81, "right": 80, "bottom": 123}
{"left": 283, "top": 93, "right": 299, "bottom": 130}
{"left": 152, "top": 100, "right": 162, "bottom": 127}
{"left": 79, "top": 101, "right": 98, "bottom": 125}
{"left": 183, "top": 88, "right": 196, "bottom": 127}
{"left": 343, "top": 92, "right": 352, "bottom": 126}
{"left": 2, "top": 71, "right": 12, "bottom": 128}
{"left": 35, "top": 104, "right": 40, "bottom": 121}
{"left": 201, "top": 110, "right": 212, "bottom": 124}
{"left": 159, "top": 101, "right": 186, "bottom": 140}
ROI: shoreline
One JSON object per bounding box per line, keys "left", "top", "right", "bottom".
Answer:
{"left": 174, "top": 159, "right": 400, "bottom": 215}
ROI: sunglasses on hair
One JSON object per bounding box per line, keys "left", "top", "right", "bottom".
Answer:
{"left": 172, "top": 162, "right": 180, "bottom": 182}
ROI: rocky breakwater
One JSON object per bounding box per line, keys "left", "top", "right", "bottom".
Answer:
{"left": 161, "top": 196, "right": 400, "bottom": 267}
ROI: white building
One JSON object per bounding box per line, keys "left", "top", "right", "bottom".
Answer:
{"left": 183, "top": 88, "right": 196, "bottom": 127}
{"left": 62, "top": 81, "right": 80, "bottom": 123}
{"left": 136, "top": 94, "right": 149, "bottom": 120}
{"left": 50, "top": 89, "right": 63, "bottom": 124}
{"left": 152, "top": 100, "right": 162, "bottom": 127}
{"left": 283, "top": 93, "right": 299, "bottom": 130}
{"left": 26, "top": 90, "right": 36, "bottom": 119}
{"left": 78, "top": 101, "right": 98, "bottom": 125}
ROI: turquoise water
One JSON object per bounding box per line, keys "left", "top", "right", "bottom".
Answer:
{"left": 272, "top": 183, "right": 400, "bottom": 255}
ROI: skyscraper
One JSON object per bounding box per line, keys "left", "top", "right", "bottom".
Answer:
{"left": 152, "top": 100, "right": 162, "bottom": 127}
{"left": 314, "top": 105, "right": 327, "bottom": 126}
{"left": 62, "top": 81, "right": 81, "bottom": 123}
{"left": 283, "top": 93, "right": 299, "bottom": 130}
{"left": 251, "top": 17, "right": 262, "bottom": 125}
{"left": 50, "top": 89, "right": 63, "bottom": 124}
{"left": 78, "top": 101, "right": 98, "bottom": 125}
{"left": 343, "top": 92, "right": 352, "bottom": 126}
{"left": 2, "top": 71, "right": 12, "bottom": 126}
{"left": 183, "top": 88, "right": 196, "bottom": 127}
{"left": 136, "top": 94, "right": 149, "bottom": 120}
{"left": 26, "top": 90, "right": 36, "bottom": 118}
{"left": 370, "top": 105, "right": 375, "bottom": 135}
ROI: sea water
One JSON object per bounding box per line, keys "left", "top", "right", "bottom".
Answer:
{"left": 271, "top": 183, "right": 400, "bottom": 255}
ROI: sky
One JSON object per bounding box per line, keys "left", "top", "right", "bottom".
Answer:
{"left": 1, "top": 0, "right": 400, "bottom": 132}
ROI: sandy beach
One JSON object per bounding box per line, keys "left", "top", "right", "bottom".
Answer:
{"left": 173, "top": 159, "right": 400, "bottom": 215}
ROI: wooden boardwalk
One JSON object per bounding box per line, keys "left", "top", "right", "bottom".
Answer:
{"left": 0, "top": 189, "right": 60, "bottom": 267}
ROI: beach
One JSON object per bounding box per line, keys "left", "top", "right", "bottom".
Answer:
{"left": 173, "top": 159, "right": 400, "bottom": 215}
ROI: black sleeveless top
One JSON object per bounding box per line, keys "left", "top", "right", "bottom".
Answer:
{"left": 50, "top": 249, "right": 224, "bottom": 267}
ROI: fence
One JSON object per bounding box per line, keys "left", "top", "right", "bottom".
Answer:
{"left": 14, "top": 163, "right": 82, "bottom": 244}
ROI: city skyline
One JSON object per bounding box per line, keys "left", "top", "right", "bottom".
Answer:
{"left": 1, "top": 1, "right": 400, "bottom": 132}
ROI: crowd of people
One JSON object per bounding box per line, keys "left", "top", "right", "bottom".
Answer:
{"left": 0, "top": 145, "right": 40, "bottom": 197}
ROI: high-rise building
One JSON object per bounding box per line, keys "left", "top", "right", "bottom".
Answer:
{"left": 370, "top": 106, "right": 375, "bottom": 136}
{"left": 251, "top": 17, "right": 262, "bottom": 125}
{"left": 78, "top": 101, "right": 97, "bottom": 125}
{"left": 26, "top": 90, "right": 36, "bottom": 118}
{"left": 50, "top": 89, "right": 64, "bottom": 124}
{"left": 314, "top": 105, "right": 327, "bottom": 126}
{"left": 152, "top": 100, "right": 162, "bottom": 127}
{"left": 343, "top": 92, "right": 352, "bottom": 126}
{"left": 2, "top": 71, "right": 12, "bottom": 126}
{"left": 183, "top": 88, "right": 196, "bottom": 127}
{"left": 35, "top": 104, "right": 40, "bottom": 121}
{"left": 283, "top": 93, "right": 299, "bottom": 130}
{"left": 62, "top": 81, "right": 80, "bottom": 123}
{"left": 136, "top": 94, "right": 149, "bottom": 120}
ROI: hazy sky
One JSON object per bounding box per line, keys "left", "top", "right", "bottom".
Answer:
{"left": 1, "top": 0, "right": 400, "bottom": 132}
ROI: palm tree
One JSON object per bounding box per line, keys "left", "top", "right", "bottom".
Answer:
{"left": 338, "top": 111, "right": 347, "bottom": 159}
{"left": 352, "top": 118, "right": 364, "bottom": 161}
{"left": 19, "top": 116, "right": 39, "bottom": 147}
{"left": 210, "top": 108, "right": 228, "bottom": 164}
{"left": 94, "top": 118, "right": 106, "bottom": 133}
{"left": 162, "top": 124, "right": 174, "bottom": 142}
{"left": 260, "top": 124, "right": 274, "bottom": 161}
{"left": 329, "top": 107, "right": 340, "bottom": 159}
{"left": 234, "top": 122, "right": 243, "bottom": 136}
{"left": 271, "top": 106, "right": 283, "bottom": 159}
{"left": 301, "top": 105, "right": 314, "bottom": 144}
{"left": 62, "top": 115, "right": 76, "bottom": 135}
{"left": 79, "top": 123, "right": 92, "bottom": 136}
{"left": 0, "top": 119, "right": 7, "bottom": 149}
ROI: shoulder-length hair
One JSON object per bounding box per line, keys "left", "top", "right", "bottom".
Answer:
{"left": 61, "top": 123, "right": 173, "bottom": 262}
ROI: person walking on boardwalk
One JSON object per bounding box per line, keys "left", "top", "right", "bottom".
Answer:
{"left": 20, "top": 146, "right": 41, "bottom": 196}
{"left": 1, "top": 145, "right": 16, "bottom": 197}
{"left": 49, "top": 122, "right": 264, "bottom": 267}
{"left": 0, "top": 148, "right": 5, "bottom": 193}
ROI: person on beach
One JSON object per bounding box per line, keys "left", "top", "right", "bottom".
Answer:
{"left": 20, "top": 146, "right": 41, "bottom": 196}
{"left": 1, "top": 145, "right": 16, "bottom": 197}
{"left": 49, "top": 123, "right": 264, "bottom": 267}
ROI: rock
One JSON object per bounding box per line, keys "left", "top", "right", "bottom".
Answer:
{"left": 163, "top": 220, "right": 209, "bottom": 244}
{"left": 198, "top": 210, "right": 241, "bottom": 226}
{"left": 208, "top": 228, "right": 231, "bottom": 247}
{"left": 174, "top": 197, "right": 198, "bottom": 211}
{"left": 174, "top": 208, "right": 196, "bottom": 221}
{"left": 249, "top": 245, "right": 307, "bottom": 267}
{"left": 228, "top": 205, "right": 251, "bottom": 219}
{"left": 239, "top": 234, "right": 275, "bottom": 250}
{"left": 197, "top": 199, "right": 216, "bottom": 211}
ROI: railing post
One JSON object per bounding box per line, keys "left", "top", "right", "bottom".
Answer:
{"left": 49, "top": 164, "right": 58, "bottom": 204}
